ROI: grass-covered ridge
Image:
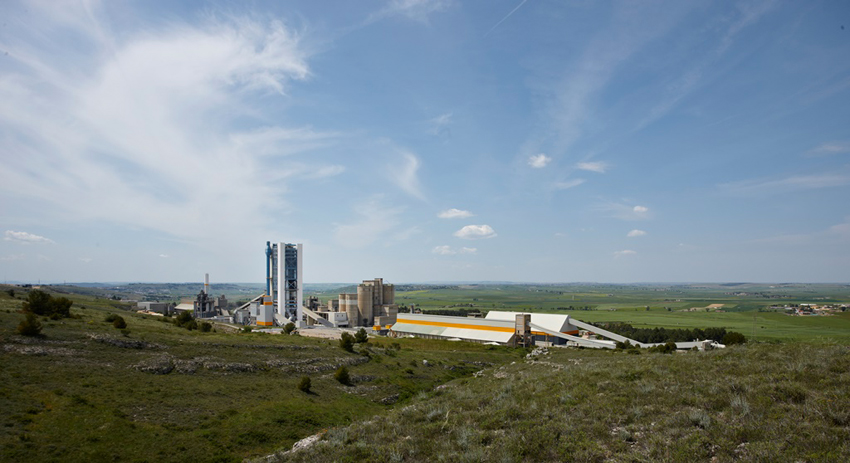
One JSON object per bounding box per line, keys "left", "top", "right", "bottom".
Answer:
{"left": 277, "top": 343, "right": 850, "bottom": 462}
{"left": 0, "top": 286, "right": 522, "bottom": 462}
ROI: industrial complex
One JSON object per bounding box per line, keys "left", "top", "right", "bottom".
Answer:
{"left": 148, "top": 240, "right": 722, "bottom": 350}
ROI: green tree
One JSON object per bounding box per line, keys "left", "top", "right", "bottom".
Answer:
{"left": 339, "top": 332, "right": 355, "bottom": 352}
{"left": 722, "top": 332, "right": 747, "bottom": 345}
{"left": 283, "top": 322, "right": 296, "bottom": 335}
{"left": 334, "top": 366, "right": 351, "bottom": 385}
{"left": 298, "top": 376, "right": 311, "bottom": 393}
{"left": 354, "top": 328, "right": 368, "bottom": 343}
{"left": 199, "top": 322, "right": 212, "bottom": 332}
{"left": 22, "top": 290, "right": 72, "bottom": 318}
{"left": 17, "top": 313, "right": 42, "bottom": 336}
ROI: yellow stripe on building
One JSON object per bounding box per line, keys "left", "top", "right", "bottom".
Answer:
{"left": 396, "top": 318, "right": 515, "bottom": 332}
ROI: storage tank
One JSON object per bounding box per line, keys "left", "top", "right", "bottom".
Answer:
{"left": 340, "top": 294, "right": 359, "bottom": 327}
{"left": 357, "top": 285, "right": 373, "bottom": 327}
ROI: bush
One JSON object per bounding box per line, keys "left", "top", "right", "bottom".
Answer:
{"left": 723, "top": 332, "right": 747, "bottom": 345}
{"left": 199, "top": 322, "right": 212, "bottom": 332}
{"left": 17, "top": 313, "right": 43, "bottom": 336}
{"left": 298, "top": 376, "right": 311, "bottom": 393}
{"left": 354, "top": 328, "right": 368, "bottom": 343}
{"left": 174, "top": 311, "right": 197, "bottom": 330}
{"left": 241, "top": 326, "right": 253, "bottom": 333}
{"left": 120, "top": 329, "right": 131, "bottom": 337}
{"left": 105, "top": 314, "right": 120, "bottom": 323}
{"left": 22, "top": 290, "right": 72, "bottom": 318}
{"left": 284, "top": 322, "right": 296, "bottom": 335}
{"left": 112, "top": 316, "right": 127, "bottom": 329}
{"left": 340, "top": 332, "right": 355, "bottom": 352}
{"left": 334, "top": 366, "right": 351, "bottom": 385}
{"left": 6, "top": 289, "right": 14, "bottom": 297}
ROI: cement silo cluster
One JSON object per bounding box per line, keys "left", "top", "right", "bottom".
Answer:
{"left": 306, "top": 278, "right": 398, "bottom": 329}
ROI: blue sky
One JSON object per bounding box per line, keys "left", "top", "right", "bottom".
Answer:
{"left": 1, "top": 0, "right": 849, "bottom": 284}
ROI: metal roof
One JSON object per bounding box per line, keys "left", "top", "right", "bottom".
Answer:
{"left": 391, "top": 313, "right": 516, "bottom": 344}
{"left": 484, "top": 311, "right": 577, "bottom": 333}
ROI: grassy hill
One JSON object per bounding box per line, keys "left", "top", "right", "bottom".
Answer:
{"left": 0, "top": 286, "right": 522, "bottom": 462}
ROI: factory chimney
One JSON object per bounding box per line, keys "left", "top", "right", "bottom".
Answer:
{"left": 204, "top": 273, "right": 209, "bottom": 295}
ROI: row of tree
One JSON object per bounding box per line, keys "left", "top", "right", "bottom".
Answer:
{"left": 596, "top": 322, "right": 742, "bottom": 344}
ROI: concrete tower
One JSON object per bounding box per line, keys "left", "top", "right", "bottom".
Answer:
{"left": 265, "top": 241, "right": 303, "bottom": 327}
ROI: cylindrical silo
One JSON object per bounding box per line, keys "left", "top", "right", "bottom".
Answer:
{"left": 357, "top": 285, "right": 373, "bottom": 327}
{"left": 340, "top": 294, "right": 359, "bottom": 327}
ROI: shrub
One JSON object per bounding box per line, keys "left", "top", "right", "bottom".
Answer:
{"left": 334, "top": 366, "right": 351, "bottom": 385}
{"left": 174, "top": 311, "right": 197, "bottom": 330}
{"left": 354, "top": 328, "right": 369, "bottom": 343}
{"left": 284, "top": 322, "right": 296, "bottom": 335}
{"left": 105, "top": 314, "right": 119, "bottom": 323}
{"left": 6, "top": 289, "right": 14, "bottom": 297}
{"left": 120, "top": 329, "right": 131, "bottom": 337}
{"left": 17, "top": 313, "right": 43, "bottom": 336}
{"left": 241, "top": 326, "right": 253, "bottom": 333}
{"left": 22, "top": 290, "right": 72, "bottom": 318}
{"left": 298, "top": 376, "right": 311, "bottom": 393}
{"left": 112, "top": 316, "right": 127, "bottom": 329}
{"left": 723, "top": 332, "right": 747, "bottom": 345}
{"left": 199, "top": 322, "right": 212, "bottom": 332}
{"left": 340, "top": 332, "right": 355, "bottom": 352}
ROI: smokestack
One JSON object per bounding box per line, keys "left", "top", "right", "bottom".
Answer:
{"left": 204, "top": 273, "right": 209, "bottom": 295}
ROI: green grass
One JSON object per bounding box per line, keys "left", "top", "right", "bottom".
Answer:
{"left": 0, "top": 287, "right": 522, "bottom": 462}
{"left": 276, "top": 343, "right": 850, "bottom": 462}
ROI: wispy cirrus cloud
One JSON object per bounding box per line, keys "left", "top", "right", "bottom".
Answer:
{"left": 719, "top": 172, "right": 850, "bottom": 196}
{"left": 576, "top": 161, "right": 610, "bottom": 173}
{"left": 554, "top": 179, "right": 585, "bottom": 190}
{"left": 454, "top": 225, "right": 497, "bottom": 239}
{"left": 0, "top": 5, "right": 317, "bottom": 252}
{"left": 432, "top": 245, "right": 476, "bottom": 255}
{"left": 805, "top": 141, "right": 850, "bottom": 157}
{"left": 367, "top": 0, "right": 453, "bottom": 25}
{"left": 428, "top": 112, "right": 452, "bottom": 138}
{"left": 4, "top": 230, "right": 55, "bottom": 244}
{"left": 438, "top": 208, "right": 473, "bottom": 219}
{"left": 614, "top": 249, "right": 637, "bottom": 257}
{"left": 596, "top": 202, "right": 651, "bottom": 220}
{"left": 627, "top": 229, "right": 646, "bottom": 237}
{"left": 388, "top": 150, "right": 426, "bottom": 200}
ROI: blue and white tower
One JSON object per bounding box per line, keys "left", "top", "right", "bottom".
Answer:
{"left": 265, "top": 241, "right": 303, "bottom": 326}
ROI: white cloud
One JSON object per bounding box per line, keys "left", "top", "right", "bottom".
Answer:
{"left": 596, "top": 202, "right": 651, "bottom": 220}
{"left": 614, "top": 250, "right": 637, "bottom": 257}
{"left": 438, "top": 208, "right": 473, "bottom": 219}
{"left": 388, "top": 150, "right": 425, "bottom": 200}
{"left": 4, "top": 230, "right": 55, "bottom": 244}
{"left": 528, "top": 153, "right": 552, "bottom": 168}
{"left": 159, "top": 254, "right": 170, "bottom": 258}
{"left": 719, "top": 173, "right": 850, "bottom": 196}
{"left": 432, "top": 245, "right": 455, "bottom": 255}
{"left": 432, "top": 245, "right": 477, "bottom": 255}
{"left": 454, "top": 224, "right": 497, "bottom": 240}
{"left": 368, "top": 0, "right": 453, "bottom": 24}
{"left": 554, "top": 179, "right": 585, "bottom": 189}
{"left": 806, "top": 142, "right": 850, "bottom": 157}
{"left": 627, "top": 229, "right": 646, "bottom": 237}
{"left": 576, "top": 161, "right": 610, "bottom": 173}
{"left": 0, "top": 11, "right": 335, "bottom": 254}
{"left": 428, "top": 112, "right": 452, "bottom": 137}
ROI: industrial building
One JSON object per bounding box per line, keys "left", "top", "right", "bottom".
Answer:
{"left": 193, "top": 273, "right": 228, "bottom": 319}
{"left": 303, "top": 278, "right": 399, "bottom": 329}
{"left": 390, "top": 311, "right": 720, "bottom": 350}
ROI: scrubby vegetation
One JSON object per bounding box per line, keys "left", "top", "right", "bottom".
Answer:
{"left": 16, "top": 313, "right": 42, "bottom": 336}
{"left": 22, "top": 289, "right": 73, "bottom": 319}
{"left": 598, "top": 322, "right": 734, "bottom": 343}
{"left": 278, "top": 344, "right": 850, "bottom": 462}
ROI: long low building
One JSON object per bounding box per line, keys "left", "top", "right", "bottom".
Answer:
{"left": 390, "top": 311, "right": 578, "bottom": 346}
